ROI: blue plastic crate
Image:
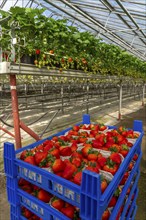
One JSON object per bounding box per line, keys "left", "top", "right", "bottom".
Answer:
{"left": 109, "top": 151, "right": 141, "bottom": 220}
{"left": 129, "top": 205, "right": 137, "bottom": 220}
{"left": 18, "top": 189, "right": 70, "bottom": 220}
{"left": 4, "top": 115, "right": 144, "bottom": 220}
{"left": 120, "top": 173, "right": 140, "bottom": 219}
{"left": 125, "top": 189, "right": 138, "bottom": 220}
{"left": 10, "top": 204, "right": 21, "bottom": 220}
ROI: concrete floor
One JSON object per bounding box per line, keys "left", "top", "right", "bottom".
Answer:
{"left": 0, "top": 101, "right": 146, "bottom": 220}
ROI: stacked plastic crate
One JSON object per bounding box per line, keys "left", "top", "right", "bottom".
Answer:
{"left": 4, "top": 114, "right": 143, "bottom": 220}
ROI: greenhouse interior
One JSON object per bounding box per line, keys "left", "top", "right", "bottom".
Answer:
{"left": 0, "top": 0, "right": 146, "bottom": 220}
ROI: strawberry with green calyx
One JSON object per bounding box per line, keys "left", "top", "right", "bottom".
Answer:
{"left": 71, "top": 151, "right": 83, "bottom": 160}
{"left": 109, "top": 144, "right": 121, "bottom": 153}
{"left": 110, "top": 153, "right": 122, "bottom": 165}
{"left": 70, "top": 143, "right": 78, "bottom": 152}
{"left": 59, "top": 145, "right": 72, "bottom": 156}
{"left": 81, "top": 145, "right": 92, "bottom": 157}
{"left": 73, "top": 125, "right": 80, "bottom": 132}
{"left": 100, "top": 175, "right": 109, "bottom": 193}
{"left": 97, "top": 156, "right": 107, "bottom": 168}
{"left": 34, "top": 151, "right": 48, "bottom": 166}
{"left": 24, "top": 155, "right": 36, "bottom": 165}
{"left": 114, "top": 186, "right": 122, "bottom": 197}
{"left": 35, "top": 144, "right": 44, "bottom": 152}
{"left": 99, "top": 123, "right": 107, "bottom": 131}
{"left": 71, "top": 157, "right": 82, "bottom": 168}
{"left": 51, "top": 196, "right": 65, "bottom": 211}
{"left": 51, "top": 158, "right": 65, "bottom": 173}
{"left": 103, "top": 158, "right": 119, "bottom": 175}
{"left": 73, "top": 171, "right": 82, "bottom": 185}
{"left": 49, "top": 147, "right": 60, "bottom": 158}
{"left": 20, "top": 150, "right": 33, "bottom": 160}
{"left": 120, "top": 145, "right": 129, "bottom": 157}
{"left": 62, "top": 161, "right": 77, "bottom": 180}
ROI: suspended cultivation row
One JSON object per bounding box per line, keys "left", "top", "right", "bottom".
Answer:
{"left": 1, "top": 7, "right": 146, "bottom": 79}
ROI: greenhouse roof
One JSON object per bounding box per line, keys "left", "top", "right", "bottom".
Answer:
{"left": 1, "top": 0, "right": 146, "bottom": 61}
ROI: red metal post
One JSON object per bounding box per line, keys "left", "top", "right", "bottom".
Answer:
{"left": 0, "top": 126, "right": 15, "bottom": 138}
{"left": 10, "top": 74, "right": 22, "bottom": 149}
{"left": 20, "top": 120, "right": 41, "bottom": 141}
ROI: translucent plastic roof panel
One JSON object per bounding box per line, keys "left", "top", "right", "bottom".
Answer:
{"left": 0, "top": 0, "right": 146, "bottom": 60}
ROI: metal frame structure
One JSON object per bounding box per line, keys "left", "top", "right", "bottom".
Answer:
{"left": 0, "top": 62, "right": 145, "bottom": 149}
{"left": 0, "top": 0, "right": 146, "bottom": 61}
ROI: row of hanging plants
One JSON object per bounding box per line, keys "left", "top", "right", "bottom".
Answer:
{"left": 0, "top": 6, "right": 146, "bottom": 79}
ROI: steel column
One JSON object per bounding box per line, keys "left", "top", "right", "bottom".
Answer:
{"left": 10, "top": 74, "right": 22, "bottom": 149}
{"left": 142, "top": 84, "right": 145, "bottom": 106}
{"left": 118, "top": 83, "right": 122, "bottom": 120}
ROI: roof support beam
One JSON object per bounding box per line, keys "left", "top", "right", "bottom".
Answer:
{"left": 58, "top": 0, "right": 145, "bottom": 59}
{"left": 114, "top": 0, "right": 146, "bottom": 40}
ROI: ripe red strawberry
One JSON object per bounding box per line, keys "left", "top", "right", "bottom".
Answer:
{"left": 110, "top": 153, "right": 122, "bottom": 164}
{"left": 87, "top": 152, "right": 98, "bottom": 161}
{"left": 20, "top": 150, "right": 33, "bottom": 160}
{"left": 43, "top": 143, "right": 53, "bottom": 152}
{"left": 35, "top": 49, "right": 40, "bottom": 55}
{"left": 103, "top": 164, "right": 118, "bottom": 175}
{"left": 36, "top": 189, "right": 52, "bottom": 203}
{"left": 49, "top": 148, "right": 60, "bottom": 158}
{"left": 70, "top": 143, "right": 78, "bottom": 152}
{"left": 120, "top": 145, "right": 129, "bottom": 157}
{"left": 23, "top": 208, "right": 33, "bottom": 218}
{"left": 71, "top": 157, "right": 82, "bottom": 168}
{"left": 73, "top": 171, "right": 82, "bottom": 185}
{"left": 24, "top": 155, "right": 36, "bottom": 165}
{"left": 18, "top": 178, "right": 31, "bottom": 186}
{"left": 99, "top": 124, "right": 107, "bottom": 131}
{"left": 92, "top": 139, "right": 103, "bottom": 149}
{"left": 61, "top": 205, "right": 75, "bottom": 218}
{"left": 85, "top": 165, "right": 99, "bottom": 173}
{"left": 21, "top": 184, "right": 33, "bottom": 194}
{"left": 71, "top": 152, "right": 83, "bottom": 160}
{"left": 101, "top": 179, "right": 108, "bottom": 193}
{"left": 51, "top": 197, "right": 65, "bottom": 211}
{"left": 34, "top": 151, "right": 48, "bottom": 166}
{"left": 52, "top": 159, "right": 65, "bottom": 173}
{"left": 59, "top": 146, "right": 72, "bottom": 156}
{"left": 97, "top": 156, "right": 107, "bottom": 168}
{"left": 109, "top": 144, "right": 121, "bottom": 153}
{"left": 81, "top": 145, "right": 92, "bottom": 157}
{"left": 102, "top": 209, "right": 110, "bottom": 220}
{"left": 120, "top": 171, "right": 129, "bottom": 185}
{"left": 35, "top": 145, "right": 44, "bottom": 152}
{"left": 62, "top": 162, "right": 77, "bottom": 180}
{"left": 108, "top": 196, "right": 117, "bottom": 207}
{"left": 73, "top": 125, "right": 80, "bottom": 131}
{"left": 133, "top": 154, "right": 138, "bottom": 161}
